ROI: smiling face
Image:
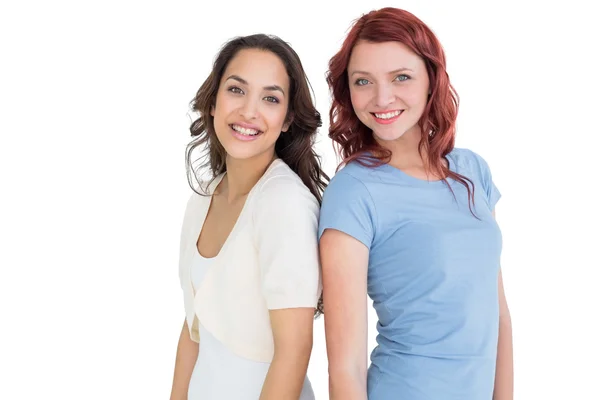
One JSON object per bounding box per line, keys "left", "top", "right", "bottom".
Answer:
{"left": 211, "top": 48, "right": 291, "bottom": 162}
{"left": 347, "top": 40, "right": 430, "bottom": 143}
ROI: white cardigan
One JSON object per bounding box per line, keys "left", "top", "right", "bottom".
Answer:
{"left": 178, "top": 160, "right": 322, "bottom": 362}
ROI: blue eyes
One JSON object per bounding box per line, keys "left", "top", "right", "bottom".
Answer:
{"left": 227, "top": 86, "right": 280, "bottom": 104}
{"left": 354, "top": 74, "right": 410, "bottom": 86}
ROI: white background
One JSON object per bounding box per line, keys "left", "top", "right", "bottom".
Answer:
{"left": 1, "top": 0, "right": 598, "bottom": 399}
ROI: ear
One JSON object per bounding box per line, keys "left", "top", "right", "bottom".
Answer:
{"left": 210, "top": 104, "right": 215, "bottom": 116}
{"left": 282, "top": 112, "right": 294, "bottom": 132}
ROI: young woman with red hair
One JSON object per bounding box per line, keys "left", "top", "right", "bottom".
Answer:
{"left": 318, "top": 8, "right": 513, "bottom": 400}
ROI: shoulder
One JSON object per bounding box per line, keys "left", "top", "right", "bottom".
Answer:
{"left": 449, "top": 147, "right": 494, "bottom": 179}
{"left": 185, "top": 171, "right": 225, "bottom": 203}
{"left": 253, "top": 159, "right": 319, "bottom": 213}
{"left": 323, "top": 162, "right": 374, "bottom": 200}
{"left": 321, "top": 162, "right": 378, "bottom": 219}
{"left": 449, "top": 147, "right": 485, "bottom": 166}
{"left": 318, "top": 162, "right": 378, "bottom": 245}
{"left": 184, "top": 173, "right": 224, "bottom": 210}
{"left": 449, "top": 147, "right": 501, "bottom": 208}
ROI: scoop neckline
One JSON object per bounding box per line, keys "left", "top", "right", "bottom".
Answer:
{"left": 195, "top": 158, "right": 284, "bottom": 259}
{"left": 375, "top": 152, "right": 459, "bottom": 188}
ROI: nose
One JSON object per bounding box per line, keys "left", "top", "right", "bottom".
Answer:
{"left": 239, "top": 96, "right": 259, "bottom": 120}
{"left": 375, "top": 84, "right": 395, "bottom": 108}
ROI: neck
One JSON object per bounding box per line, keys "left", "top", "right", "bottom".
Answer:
{"left": 377, "top": 126, "right": 428, "bottom": 169}
{"left": 221, "top": 150, "right": 276, "bottom": 202}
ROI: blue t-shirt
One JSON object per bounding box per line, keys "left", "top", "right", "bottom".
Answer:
{"left": 318, "top": 148, "right": 502, "bottom": 400}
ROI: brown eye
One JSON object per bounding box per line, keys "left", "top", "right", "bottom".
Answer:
{"left": 228, "top": 86, "right": 244, "bottom": 94}
{"left": 264, "top": 96, "right": 280, "bottom": 104}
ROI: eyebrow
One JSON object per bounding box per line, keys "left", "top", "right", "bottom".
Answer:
{"left": 350, "top": 68, "right": 414, "bottom": 77}
{"left": 225, "top": 75, "right": 286, "bottom": 96}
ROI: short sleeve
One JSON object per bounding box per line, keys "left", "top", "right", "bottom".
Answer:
{"left": 318, "top": 170, "right": 376, "bottom": 249}
{"left": 253, "top": 176, "right": 321, "bottom": 310}
{"left": 178, "top": 194, "right": 201, "bottom": 341}
{"left": 178, "top": 194, "right": 196, "bottom": 289}
{"left": 469, "top": 150, "right": 501, "bottom": 210}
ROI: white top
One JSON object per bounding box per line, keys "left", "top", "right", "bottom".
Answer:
{"left": 177, "top": 159, "right": 321, "bottom": 397}
{"left": 187, "top": 251, "right": 315, "bottom": 399}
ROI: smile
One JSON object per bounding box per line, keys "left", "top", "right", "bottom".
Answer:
{"left": 371, "top": 110, "right": 403, "bottom": 124}
{"left": 230, "top": 124, "right": 261, "bottom": 136}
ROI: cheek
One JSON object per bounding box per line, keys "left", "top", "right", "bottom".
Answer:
{"left": 213, "top": 94, "right": 232, "bottom": 120}
{"left": 263, "top": 105, "right": 288, "bottom": 130}
{"left": 409, "top": 82, "right": 430, "bottom": 103}
{"left": 350, "top": 89, "right": 370, "bottom": 112}
{"left": 404, "top": 90, "right": 429, "bottom": 109}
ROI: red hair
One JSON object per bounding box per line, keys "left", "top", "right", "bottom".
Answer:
{"left": 327, "top": 7, "right": 475, "bottom": 209}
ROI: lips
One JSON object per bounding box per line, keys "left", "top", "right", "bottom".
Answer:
{"left": 230, "top": 124, "right": 262, "bottom": 136}
{"left": 371, "top": 110, "right": 403, "bottom": 124}
{"left": 371, "top": 110, "right": 402, "bottom": 119}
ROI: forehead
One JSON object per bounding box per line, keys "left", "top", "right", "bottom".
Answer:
{"left": 348, "top": 40, "right": 426, "bottom": 74}
{"left": 222, "top": 48, "right": 290, "bottom": 90}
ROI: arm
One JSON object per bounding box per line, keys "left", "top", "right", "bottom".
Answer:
{"left": 320, "top": 229, "right": 369, "bottom": 400}
{"left": 169, "top": 319, "right": 199, "bottom": 400}
{"left": 492, "top": 210, "right": 513, "bottom": 400}
{"left": 259, "top": 308, "right": 315, "bottom": 400}
{"left": 254, "top": 177, "right": 321, "bottom": 399}
{"left": 493, "top": 268, "right": 513, "bottom": 399}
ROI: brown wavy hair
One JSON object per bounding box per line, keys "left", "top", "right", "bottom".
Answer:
{"left": 327, "top": 8, "right": 476, "bottom": 210}
{"left": 186, "top": 33, "right": 327, "bottom": 314}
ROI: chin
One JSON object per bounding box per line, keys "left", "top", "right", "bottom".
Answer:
{"left": 224, "top": 141, "right": 278, "bottom": 163}
{"left": 222, "top": 146, "right": 262, "bottom": 161}
{"left": 372, "top": 127, "right": 409, "bottom": 142}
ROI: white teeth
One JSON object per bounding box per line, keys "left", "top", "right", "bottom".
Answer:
{"left": 231, "top": 124, "right": 259, "bottom": 136}
{"left": 374, "top": 110, "right": 402, "bottom": 119}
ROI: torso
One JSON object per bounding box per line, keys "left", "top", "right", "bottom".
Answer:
{"left": 183, "top": 160, "right": 317, "bottom": 400}
{"left": 188, "top": 251, "right": 302, "bottom": 399}
{"left": 324, "top": 148, "right": 502, "bottom": 400}
{"left": 196, "top": 178, "right": 247, "bottom": 258}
